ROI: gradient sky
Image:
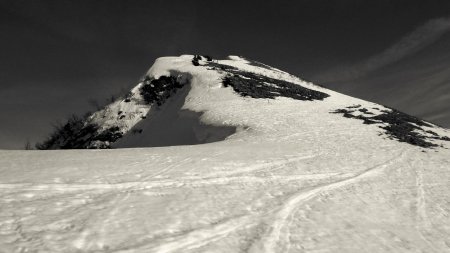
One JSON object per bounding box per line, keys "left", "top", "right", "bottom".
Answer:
{"left": 1, "top": 0, "right": 450, "bottom": 149}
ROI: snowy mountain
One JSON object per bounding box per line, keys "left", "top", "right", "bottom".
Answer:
{"left": 36, "top": 55, "right": 449, "bottom": 150}
{"left": 1, "top": 55, "right": 450, "bottom": 252}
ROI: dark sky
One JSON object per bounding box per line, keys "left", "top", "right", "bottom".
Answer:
{"left": 1, "top": 0, "right": 450, "bottom": 149}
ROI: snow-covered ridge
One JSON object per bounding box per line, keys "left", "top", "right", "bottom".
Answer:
{"left": 36, "top": 55, "right": 449, "bottom": 149}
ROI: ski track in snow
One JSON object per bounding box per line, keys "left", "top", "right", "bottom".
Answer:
{"left": 247, "top": 151, "right": 406, "bottom": 253}
{"left": 0, "top": 153, "right": 332, "bottom": 194}
{"left": 0, "top": 152, "right": 338, "bottom": 251}
{"left": 0, "top": 151, "right": 405, "bottom": 253}
{"left": 128, "top": 151, "right": 407, "bottom": 253}
{"left": 413, "top": 161, "right": 441, "bottom": 253}
{"left": 145, "top": 214, "right": 253, "bottom": 253}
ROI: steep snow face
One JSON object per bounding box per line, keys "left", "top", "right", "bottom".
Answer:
{"left": 1, "top": 55, "right": 450, "bottom": 252}
{"left": 79, "top": 55, "right": 449, "bottom": 149}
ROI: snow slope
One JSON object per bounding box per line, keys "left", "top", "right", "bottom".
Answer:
{"left": 1, "top": 55, "right": 450, "bottom": 252}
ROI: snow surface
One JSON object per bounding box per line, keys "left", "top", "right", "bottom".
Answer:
{"left": 1, "top": 55, "right": 450, "bottom": 252}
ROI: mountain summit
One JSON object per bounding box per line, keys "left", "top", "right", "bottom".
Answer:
{"left": 2, "top": 55, "right": 450, "bottom": 252}
{"left": 37, "top": 55, "right": 449, "bottom": 150}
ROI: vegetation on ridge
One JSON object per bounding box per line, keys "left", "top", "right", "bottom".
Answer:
{"left": 35, "top": 115, "right": 123, "bottom": 150}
